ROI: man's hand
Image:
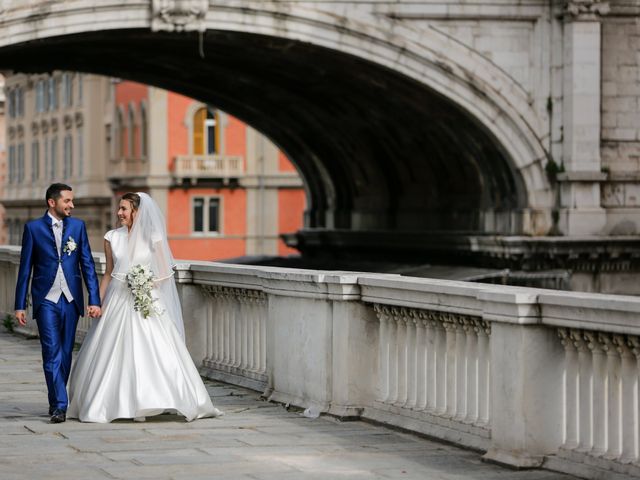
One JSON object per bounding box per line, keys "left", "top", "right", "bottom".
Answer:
{"left": 87, "top": 305, "right": 101, "bottom": 318}
{"left": 14, "top": 310, "right": 26, "bottom": 326}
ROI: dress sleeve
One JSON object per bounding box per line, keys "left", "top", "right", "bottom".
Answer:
{"left": 104, "top": 229, "right": 115, "bottom": 242}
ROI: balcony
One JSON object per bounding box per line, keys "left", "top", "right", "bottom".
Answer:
{"left": 108, "top": 156, "right": 149, "bottom": 178}
{"left": 172, "top": 154, "right": 244, "bottom": 186}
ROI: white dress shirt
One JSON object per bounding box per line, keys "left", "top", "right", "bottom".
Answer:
{"left": 45, "top": 212, "right": 74, "bottom": 304}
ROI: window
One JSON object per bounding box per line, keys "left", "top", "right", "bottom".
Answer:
{"left": 8, "top": 145, "right": 15, "bottom": 184}
{"left": 140, "top": 103, "right": 147, "bottom": 158}
{"left": 77, "top": 73, "right": 83, "bottom": 106}
{"left": 17, "top": 143, "right": 24, "bottom": 183}
{"left": 48, "top": 77, "right": 58, "bottom": 111}
{"left": 63, "top": 134, "right": 73, "bottom": 178}
{"left": 7, "top": 89, "right": 14, "bottom": 118}
{"left": 17, "top": 86, "right": 24, "bottom": 117}
{"left": 192, "top": 197, "right": 220, "bottom": 234}
{"left": 62, "top": 73, "right": 73, "bottom": 107}
{"left": 31, "top": 141, "right": 40, "bottom": 181}
{"left": 115, "top": 108, "right": 125, "bottom": 159}
{"left": 128, "top": 104, "right": 135, "bottom": 158}
{"left": 193, "top": 106, "right": 218, "bottom": 155}
{"left": 43, "top": 136, "right": 49, "bottom": 180}
{"left": 35, "top": 80, "right": 45, "bottom": 113}
{"left": 50, "top": 137, "right": 58, "bottom": 180}
{"left": 77, "top": 126, "right": 83, "bottom": 177}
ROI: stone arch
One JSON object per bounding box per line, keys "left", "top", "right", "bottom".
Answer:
{"left": 0, "top": 1, "right": 553, "bottom": 238}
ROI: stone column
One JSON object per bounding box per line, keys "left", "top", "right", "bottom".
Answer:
{"left": 559, "top": 0, "right": 609, "bottom": 235}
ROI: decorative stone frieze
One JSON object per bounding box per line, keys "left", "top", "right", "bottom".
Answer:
{"left": 16, "top": 124, "right": 23, "bottom": 138}
{"left": 74, "top": 111, "right": 83, "bottom": 127}
{"left": 150, "top": 0, "right": 208, "bottom": 32}
{"left": 564, "top": 0, "right": 610, "bottom": 20}
{"left": 31, "top": 121, "right": 39, "bottom": 135}
{"left": 63, "top": 114, "right": 73, "bottom": 130}
{"left": 40, "top": 119, "right": 48, "bottom": 134}
{"left": 7, "top": 126, "right": 14, "bottom": 139}
{"left": 50, "top": 117, "right": 58, "bottom": 133}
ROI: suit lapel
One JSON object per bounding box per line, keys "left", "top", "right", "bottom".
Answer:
{"left": 42, "top": 213, "right": 58, "bottom": 256}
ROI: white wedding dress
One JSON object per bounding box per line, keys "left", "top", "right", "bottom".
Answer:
{"left": 67, "top": 226, "right": 222, "bottom": 423}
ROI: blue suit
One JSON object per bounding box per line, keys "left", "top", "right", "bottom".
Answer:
{"left": 15, "top": 213, "right": 100, "bottom": 412}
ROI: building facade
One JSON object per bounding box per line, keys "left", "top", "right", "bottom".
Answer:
{"left": 3, "top": 72, "right": 113, "bottom": 249}
{"left": 110, "top": 80, "right": 305, "bottom": 261}
{"left": 2, "top": 73, "right": 306, "bottom": 261}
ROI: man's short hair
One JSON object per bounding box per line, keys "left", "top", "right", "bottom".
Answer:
{"left": 45, "top": 183, "right": 73, "bottom": 205}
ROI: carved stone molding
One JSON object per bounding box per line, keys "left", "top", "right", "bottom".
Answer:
{"left": 7, "top": 126, "right": 14, "bottom": 140}
{"left": 372, "top": 304, "right": 487, "bottom": 335}
{"left": 31, "top": 121, "right": 39, "bottom": 136}
{"left": 63, "top": 114, "right": 73, "bottom": 130}
{"left": 50, "top": 118, "right": 58, "bottom": 133}
{"left": 16, "top": 124, "right": 23, "bottom": 138}
{"left": 40, "top": 119, "right": 49, "bottom": 134}
{"left": 564, "top": 1, "right": 610, "bottom": 20}
{"left": 75, "top": 111, "right": 83, "bottom": 127}
{"left": 201, "top": 284, "right": 266, "bottom": 304}
{"left": 151, "top": 0, "right": 208, "bottom": 32}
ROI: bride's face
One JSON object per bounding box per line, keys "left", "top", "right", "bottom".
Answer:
{"left": 118, "top": 200, "right": 137, "bottom": 228}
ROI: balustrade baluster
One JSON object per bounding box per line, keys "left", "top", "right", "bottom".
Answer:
{"left": 435, "top": 320, "right": 447, "bottom": 415}
{"left": 464, "top": 319, "right": 479, "bottom": 424}
{"left": 572, "top": 330, "right": 593, "bottom": 452}
{"left": 406, "top": 313, "right": 418, "bottom": 408}
{"left": 587, "top": 332, "right": 608, "bottom": 456}
{"left": 240, "top": 297, "right": 248, "bottom": 370}
{"left": 387, "top": 315, "right": 399, "bottom": 405}
{"left": 247, "top": 295, "right": 255, "bottom": 371}
{"left": 616, "top": 335, "right": 638, "bottom": 463}
{"left": 259, "top": 294, "right": 267, "bottom": 373}
{"left": 602, "top": 334, "right": 622, "bottom": 460}
{"left": 426, "top": 318, "right": 437, "bottom": 412}
{"left": 415, "top": 315, "right": 427, "bottom": 410}
{"left": 558, "top": 328, "right": 579, "bottom": 450}
{"left": 376, "top": 306, "right": 390, "bottom": 402}
{"left": 205, "top": 291, "right": 213, "bottom": 361}
{"left": 223, "top": 297, "right": 230, "bottom": 365}
{"left": 627, "top": 337, "right": 640, "bottom": 463}
{"left": 454, "top": 319, "right": 467, "bottom": 421}
{"left": 477, "top": 321, "right": 490, "bottom": 426}
{"left": 444, "top": 317, "right": 457, "bottom": 417}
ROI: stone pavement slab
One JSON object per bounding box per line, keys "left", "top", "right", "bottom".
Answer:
{"left": 0, "top": 330, "right": 577, "bottom": 480}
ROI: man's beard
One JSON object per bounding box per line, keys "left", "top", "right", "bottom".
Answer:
{"left": 54, "top": 205, "right": 72, "bottom": 218}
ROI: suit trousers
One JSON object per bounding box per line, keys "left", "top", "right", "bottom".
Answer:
{"left": 36, "top": 296, "right": 79, "bottom": 412}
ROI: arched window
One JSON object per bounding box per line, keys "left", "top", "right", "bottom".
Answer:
{"left": 140, "top": 102, "right": 148, "bottom": 158}
{"left": 193, "top": 106, "right": 218, "bottom": 155}
{"left": 128, "top": 104, "right": 136, "bottom": 158}
{"left": 114, "top": 108, "right": 125, "bottom": 159}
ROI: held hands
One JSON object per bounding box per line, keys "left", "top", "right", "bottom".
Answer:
{"left": 87, "top": 305, "right": 102, "bottom": 318}
{"left": 14, "top": 310, "right": 26, "bottom": 326}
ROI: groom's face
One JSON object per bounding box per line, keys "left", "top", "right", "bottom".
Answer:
{"left": 48, "top": 190, "right": 74, "bottom": 219}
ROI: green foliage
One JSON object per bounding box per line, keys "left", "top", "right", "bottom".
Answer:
{"left": 3, "top": 314, "right": 15, "bottom": 333}
{"left": 545, "top": 159, "right": 564, "bottom": 183}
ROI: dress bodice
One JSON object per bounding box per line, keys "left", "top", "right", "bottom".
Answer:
{"left": 105, "top": 227, "right": 153, "bottom": 269}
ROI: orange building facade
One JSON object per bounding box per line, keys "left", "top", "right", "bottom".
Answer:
{"left": 111, "top": 81, "right": 305, "bottom": 261}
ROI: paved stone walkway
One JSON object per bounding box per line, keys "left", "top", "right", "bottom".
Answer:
{"left": 0, "top": 329, "right": 576, "bottom": 480}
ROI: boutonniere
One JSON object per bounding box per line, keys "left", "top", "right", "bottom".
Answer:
{"left": 63, "top": 236, "right": 77, "bottom": 256}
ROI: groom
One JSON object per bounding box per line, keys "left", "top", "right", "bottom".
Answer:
{"left": 14, "top": 183, "right": 101, "bottom": 423}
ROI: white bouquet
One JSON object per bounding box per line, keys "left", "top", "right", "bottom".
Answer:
{"left": 126, "top": 264, "right": 161, "bottom": 319}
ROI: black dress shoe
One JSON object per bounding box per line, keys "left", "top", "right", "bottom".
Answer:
{"left": 50, "top": 409, "right": 66, "bottom": 423}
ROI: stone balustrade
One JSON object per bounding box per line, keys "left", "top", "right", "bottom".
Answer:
{"left": 173, "top": 154, "right": 244, "bottom": 179}
{"left": 1, "top": 245, "right": 640, "bottom": 479}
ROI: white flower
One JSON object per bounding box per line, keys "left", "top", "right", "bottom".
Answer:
{"left": 63, "top": 236, "right": 77, "bottom": 256}
{"left": 126, "top": 264, "right": 162, "bottom": 319}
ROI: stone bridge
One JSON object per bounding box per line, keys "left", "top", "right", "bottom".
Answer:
{"left": 0, "top": 1, "right": 638, "bottom": 276}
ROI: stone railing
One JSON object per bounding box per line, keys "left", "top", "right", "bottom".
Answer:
{"left": 172, "top": 154, "right": 244, "bottom": 179}
{"left": 2, "top": 246, "right": 640, "bottom": 480}
{"left": 108, "top": 157, "right": 148, "bottom": 177}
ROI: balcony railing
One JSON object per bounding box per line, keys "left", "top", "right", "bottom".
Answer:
{"left": 108, "top": 157, "right": 148, "bottom": 178}
{"left": 173, "top": 154, "right": 243, "bottom": 179}
{"left": 1, "top": 246, "right": 639, "bottom": 480}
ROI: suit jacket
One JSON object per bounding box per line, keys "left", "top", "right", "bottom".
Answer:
{"left": 14, "top": 212, "right": 101, "bottom": 318}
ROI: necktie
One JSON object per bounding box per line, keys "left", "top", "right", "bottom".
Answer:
{"left": 53, "top": 221, "right": 62, "bottom": 256}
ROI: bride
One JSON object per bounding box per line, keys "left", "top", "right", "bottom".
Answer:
{"left": 68, "top": 192, "right": 222, "bottom": 422}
